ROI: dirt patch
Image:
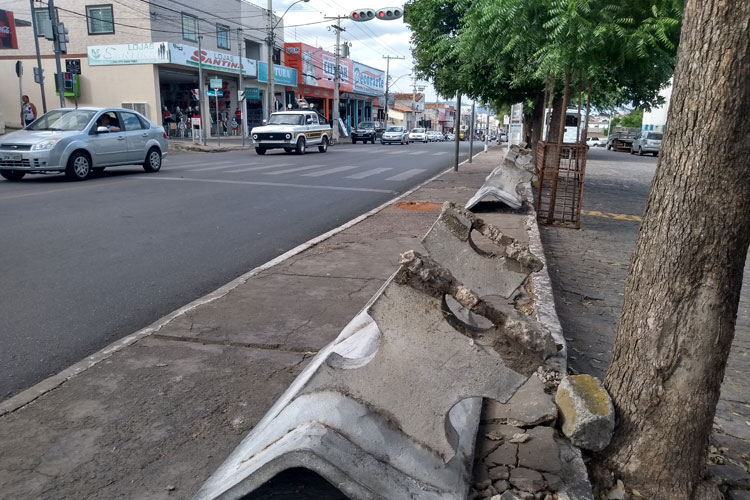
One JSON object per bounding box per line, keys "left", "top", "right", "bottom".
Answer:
{"left": 394, "top": 201, "right": 442, "bottom": 211}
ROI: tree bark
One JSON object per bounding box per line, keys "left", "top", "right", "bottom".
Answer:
{"left": 592, "top": 1, "right": 750, "bottom": 499}
{"left": 547, "top": 94, "right": 564, "bottom": 144}
{"left": 529, "top": 90, "right": 545, "bottom": 158}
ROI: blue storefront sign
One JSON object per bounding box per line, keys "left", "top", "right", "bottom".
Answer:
{"left": 206, "top": 90, "right": 224, "bottom": 97}
{"left": 258, "top": 62, "right": 298, "bottom": 87}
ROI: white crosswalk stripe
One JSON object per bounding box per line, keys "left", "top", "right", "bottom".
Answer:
{"left": 431, "top": 152, "right": 447, "bottom": 156}
{"left": 407, "top": 151, "right": 422, "bottom": 156}
{"left": 264, "top": 164, "right": 325, "bottom": 175}
{"left": 385, "top": 169, "right": 427, "bottom": 181}
{"left": 186, "top": 163, "right": 244, "bottom": 172}
{"left": 345, "top": 167, "right": 393, "bottom": 179}
{"left": 224, "top": 163, "right": 292, "bottom": 173}
{"left": 302, "top": 166, "right": 360, "bottom": 177}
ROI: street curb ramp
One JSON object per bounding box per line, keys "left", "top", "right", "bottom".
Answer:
{"left": 193, "top": 205, "right": 557, "bottom": 500}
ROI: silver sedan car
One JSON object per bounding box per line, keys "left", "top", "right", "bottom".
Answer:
{"left": 0, "top": 107, "right": 168, "bottom": 181}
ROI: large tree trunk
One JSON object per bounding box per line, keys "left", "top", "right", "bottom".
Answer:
{"left": 592, "top": 1, "right": 750, "bottom": 499}
{"left": 529, "top": 90, "right": 545, "bottom": 158}
{"left": 547, "top": 94, "right": 564, "bottom": 143}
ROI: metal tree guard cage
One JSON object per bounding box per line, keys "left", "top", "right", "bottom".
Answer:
{"left": 535, "top": 142, "right": 588, "bottom": 228}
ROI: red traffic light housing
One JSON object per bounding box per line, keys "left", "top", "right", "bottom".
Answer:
{"left": 376, "top": 7, "right": 402, "bottom": 20}
{"left": 350, "top": 9, "right": 375, "bottom": 22}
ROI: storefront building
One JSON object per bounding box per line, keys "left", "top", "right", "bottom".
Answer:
{"left": 283, "top": 43, "right": 385, "bottom": 132}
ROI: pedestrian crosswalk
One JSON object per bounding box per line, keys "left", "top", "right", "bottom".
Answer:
{"left": 165, "top": 160, "right": 437, "bottom": 184}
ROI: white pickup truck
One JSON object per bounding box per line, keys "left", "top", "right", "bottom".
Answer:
{"left": 251, "top": 111, "right": 332, "bottom": 155}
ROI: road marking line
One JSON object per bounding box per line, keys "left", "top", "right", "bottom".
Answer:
{"left": 186, "top": 163, "right": 245, "bottom": 172}
{"left": 225, "top": 163, "right": 292, "bottom": 173}
{"left": 143, "top": 176, "right": 396, "bottom": 193}
{"left": 407, "top": 151, "right": 423, "bottom": 156}
{"left": 583, "top": 210, "right": 642, "bottom": 222}
{"left": 346, "top": 167, "right": 393, "bottom": 179}
{"left": 302, "top": 166, "right": 360, "bottom": 177}
{"left": 431, "top": 152, "right": 447, "bottom": 156}
{"left": 264, "top": 164, "right": 325, "bottom": 175}
{"left": 386, "top": 150, "right": 403, "bottom": 155}
{"left": 385, "top": 168, "right": 427, "bottom": 181}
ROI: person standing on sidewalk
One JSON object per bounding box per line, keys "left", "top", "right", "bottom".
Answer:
{"left": 20, "top": 95, "right": 37, "bottom": 126}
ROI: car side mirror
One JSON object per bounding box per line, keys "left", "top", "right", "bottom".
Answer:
{"left": 96, "top": 126, "right": 110, "bottom": 134}
{"left": 306, "top": 118, "right": 313, "bottom": 124}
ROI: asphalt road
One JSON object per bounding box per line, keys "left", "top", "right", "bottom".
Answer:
{"left": 0, "top": 139, "right": 475, "bottom": 399}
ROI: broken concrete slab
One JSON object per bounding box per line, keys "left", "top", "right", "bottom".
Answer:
{"left": 466, "top": 148, "right": 536, "bottom": 211}
{"left": 555, "top": 435, "right": 595, "bottom": 500}
{"left": 483, "top": 375, "right": 558, "bottom": 427}
{"left": 517, "top": 426, "right": 562, "bottom": 473}
{"left": 484, "top": 443, "right": 518, "bottom": 467}
{"left": 422, "top": 202, "right": 543, "bottom": 299}
{"left": 195, "top": 249, "right": 552, "bottom": 499}
{"left": 556, "top": 375, "right": 614, "bottom": 452}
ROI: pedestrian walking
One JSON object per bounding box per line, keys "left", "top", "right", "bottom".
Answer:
{"left": 21, "top": 95, "right": 37, "bottom": 126}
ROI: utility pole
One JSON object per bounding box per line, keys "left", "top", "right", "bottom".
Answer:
{"left": 454, "top": 94, "right": 461, "bottom": 171}
{"left": 266, "top": 0, "right": 275, "bottom": 121}
{"left": 198, "top": 34, "right": 206, "bottom": 145}
{"left": 382, "top": 55, "right": 404, "bottom": 126}
{"left": 29, "top": 0, "right": 47, "bottom": 113}
{"left": 237, "top": 28, "right": 245, "bottom": 146}
{"left": 412, "top": 74, "right": 417, "bottom": 130}
{"left": 469, "top": 100, "right": 475, "bottom": 163}
{"left": 47, "top": 0, "right": 64, "bottom": 108}
{"left": 485, "top": 109, "right": 490, "bottom": 152}
{"left": 325, "top": 16, "right": 347, "bottom": 143}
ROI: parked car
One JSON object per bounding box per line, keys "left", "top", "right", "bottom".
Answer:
{"left": 251, "top": 111, "right": 332, "bottom": 155}
{"left": 0, "top": 107, "right": 167, "bottom": 181}
{"left": 408, "top": 128, "right": 428, "bottom": 143}
{"left": 586, "top": 137, "right": 606, "bottom": 148}
{"left": 351, "top": 121, "right": 384, "bottom": 144}
{"left": 381, "top": 126, "right": 409, "bottom": 145}
{"left": 630, "top": 131, "right": 663, "bottom": 156}
{"left": 497, "top": 132, "right": 508, "bottom": 143}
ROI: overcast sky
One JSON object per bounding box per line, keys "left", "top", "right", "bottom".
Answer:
{"left": 249, "top": 0, "right": 442, "bottom": 102}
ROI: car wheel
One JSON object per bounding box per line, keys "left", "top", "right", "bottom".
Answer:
{"left": 318, "top": 136, "right": 329, "bottom": 153}
{"left": 255, "top": 147, "right": 267, "bottom": 155}
{"left": 0, "top": 170, "right": 25, "bottom": 181}
{"left": 295, "top": 137, "right": 306, "bottom": 155}
{"left": 65, "top": 151, "right": 92, "bottom": 181}
{"left": 638, "top": 147, "right": 644, "bottom": 156}
{"left": 143, "top": 147, "right": 162, "bottom": 172}
{"left": 630, "top": 148, "right": 635, "bottom": 155}
{"left": 653, "top": 152, "right": 658, "bottom": 157}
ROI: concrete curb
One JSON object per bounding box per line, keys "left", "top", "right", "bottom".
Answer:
{"left": 0, "top": 152, "right": 483, "bottom": 417}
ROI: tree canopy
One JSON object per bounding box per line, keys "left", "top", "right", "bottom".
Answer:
{"left": 404, "top": 0, "right": 683, "bottom": 113}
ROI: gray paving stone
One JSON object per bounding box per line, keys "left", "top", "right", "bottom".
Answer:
{"left": 483, "top": 375, "right": 558, "bottom": 427}
{"left": 489, "top": 465, "right": 510, "bottom": 481}
{"left": 485, "top": 443, "right": 518, "bottom": 467}
{"left": 517, "top": 426, "right": 562, "bottom": 473}
{"left": 728, "top": 489, "right": 750, "bottom": 500}
{"left": 509, "top": 467, "right": 546, "bottom": 493}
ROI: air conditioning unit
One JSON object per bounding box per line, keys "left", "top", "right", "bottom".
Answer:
{"left": 121, "top": 102, "right": 149, "bottom": 117}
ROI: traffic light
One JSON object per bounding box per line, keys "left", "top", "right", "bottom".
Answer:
{"left": 350, "top": 9, "right": 375, "bottom": 22}
{"left": 63, "top": 72, "right": 74, "bottom": 91}
{"left": 376, "top": 7, "right": 403, "bottom": 20}
{"left": 53, "top": 23, "right": 69, "bottom": 54}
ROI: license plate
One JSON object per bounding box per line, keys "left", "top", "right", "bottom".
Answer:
{"left": 2, "top": 153, "right": 22, "bottom": 161}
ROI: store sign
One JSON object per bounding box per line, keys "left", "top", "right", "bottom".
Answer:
{"left": 244, "top": 87, "right": 260, "bottom": 100}
{"left": 258, "top": 62, "right": 298, "bottom": 88}
{"left": 169, "top": 43, "right": 257, "bottom": 77}
{"left": 210, "top": 78, "right": 223, "bottom": 89}
{"left": 206, "top": 90, "right": 224, "bottom": 97}
{"left": 0, "top": 9, "right": 18, "bottom": 50}
{"left": 283, "top": 42, "right": 355, "bottom": 92}
{"left": 322, "top": 54, "right": 350, "bottom": 84}
{"left": 353, "top": 62, "right": 385, "bottom": 96}
{"left": 88, "top": 43, "right": 170, "bottom": 65}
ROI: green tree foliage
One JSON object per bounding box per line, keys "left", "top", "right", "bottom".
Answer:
{"left": 405, "top": 0, "right": 683, "bottom": 110}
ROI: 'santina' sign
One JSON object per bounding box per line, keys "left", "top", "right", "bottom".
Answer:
{"left": 190, "top": 49, "right": 241, "bottom": 71}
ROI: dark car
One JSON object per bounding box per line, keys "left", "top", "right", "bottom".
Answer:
{"left": 351, "top": 121, "right": 384, "bottom": 144}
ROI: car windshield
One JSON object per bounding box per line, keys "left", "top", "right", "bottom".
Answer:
{"left": 358, "top": 122, "right": 374, "bottom": 129}
{"left": 268, "top": 114, "right": 304, "bottom": 125}
{"left": 27, "top": 110, "right": 96, "bottom": 131}
{"left": 387, "top": 127, "right": 403, "bottom": 132}
{"left": 648, "top": 133, "right": 663, "bottom": 140}
{"left": 412, "top": 128, "right": 425, "bottom": 133}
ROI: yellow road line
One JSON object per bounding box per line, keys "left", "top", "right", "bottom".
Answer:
{"left": 582, "top": 210, "right": 642, "bottom": 222}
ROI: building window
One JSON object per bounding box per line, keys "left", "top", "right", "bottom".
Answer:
{"left": 86, "top": 5, "right": 115, "bottom": 35}
{"left": 182, "top": 13, "right": 199, "bottom": 42}
{"left": 273, "top": 47, "right": 281, "bottom": 65}
{"left": 245, "top": 40, "right": 261, "bottom": 60}
{"left": 33, "top": 8, "right": 58, "bottom": 37}
{"left": 216, "top": 24, "right": 230, "bottom": 50}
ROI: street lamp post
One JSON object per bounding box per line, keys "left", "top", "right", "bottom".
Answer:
{"left": 267, "top": 0, "right": 309, "bottom": 121}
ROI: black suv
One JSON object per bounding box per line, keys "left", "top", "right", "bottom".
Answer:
{"left": 351, "top": 121, "right": 385, "bottom": 144}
